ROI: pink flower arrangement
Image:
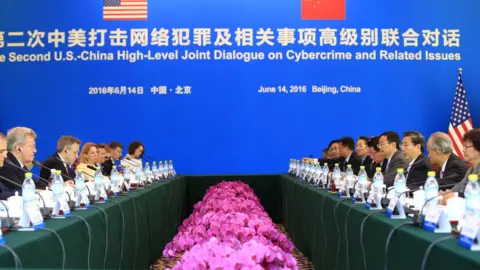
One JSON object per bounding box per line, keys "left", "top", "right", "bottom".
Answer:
{"left": 163, "top": 181, "right": 297, "bottom": 269}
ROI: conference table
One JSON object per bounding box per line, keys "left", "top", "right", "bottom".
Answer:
{"left": 0, "top": 174, "right": 479, "bottom": 270}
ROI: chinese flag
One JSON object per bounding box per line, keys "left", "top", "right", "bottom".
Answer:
{"left": 301, "top": 0, "right": 346, "bottom": 20}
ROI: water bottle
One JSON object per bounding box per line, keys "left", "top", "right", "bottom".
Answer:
{"left": 424, "top": 171, "right": 439, "bottom": 207}
{"left": 333, "top": 163, "right": 341, "bottom": 189}
{"left": 74, "top": 169, "right": 89, "bottom": 207}
{"left": 94, "top": 166, "right": 104, "bottom": 199}
{"left": 75, "top": 169, "right": 86, "bottom": 195}
{"left": 144, "top": 162, "right": 152, "bottom": 182}
{"left": 345, "top": 164, "right": 354, "bottom": 190}
{"left": 123, "top": 167, "right": 131, "bottom": 192}
{"left": 111, "top": 166, "right": 120, "bottom": 194}
{"left": 158, "top": 161, "right": 165, "bottom": 179}
{"left": 373, "top": 167, "right": 384, "bottom": 194}
{"left": 322, "top": 163, "right": 329, "bottom": 187}
{"left": 169, "top": 160, "right": 175, "bottom": 177}
{"left": 357, "top": 166, "right": 368, "bottom": 192}
{"left": 22, "top": 172, "right": 36, "bottom": 204}
{"left": 152, "top": 161, "right": 158, "bottom": 179}
{"left": 51, "top": 170, "right": 64, "bottom": 203}
{"left": 48, "top": 169, "right": 56, "bottom": 183}
{"left": 465, "top": 174, "right": 480, "bottom": 217}
{"left": 164, "top": 160, "right": 169, "bottom": 179}
{"left": 135, "top": 167, "right": 144, "bottom": 186}
{"left": 394, "top": 168, "right": 407, "bottom": 197}
{"left": 21, "top": 172, "right": 44, "bottom": 228}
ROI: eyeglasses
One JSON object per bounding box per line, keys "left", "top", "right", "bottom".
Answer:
{"left": 400, "top": 142, "right": 412, "bottom": 147}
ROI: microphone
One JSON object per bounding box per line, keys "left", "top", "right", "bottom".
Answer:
{"left": 55, "top": 157, "right": 96, "bottom": 178}
{"left": 32, "top": 160, "right": 72, "bottom": 181}
{"left": 147, "top": 156, "right": 155, "bottom": 161}
{"left": 386, "top": 183, "right": 455, "bottom": 217}
{"left": 413, "top": 187, "right": 456, "bottom": 226}
{"left": 380, "top": 172, "right": 457, "bottom": 207}
{"left": 122, "top": 157, "right": 140, "bottom": 167}
{"left": 0, "top": 175, "right": 49, "bottom": 218}
{"left": 0, "top": 175, "right": 22, "bottom": 188}
{"left": 6, "top": 160, "right": 50, "bottom": 186}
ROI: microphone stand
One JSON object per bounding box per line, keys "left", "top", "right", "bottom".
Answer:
{"left": 0, "top": 175, "right": 50, "bottom": 220}
{"left": 6, "top": 160, "right": 50, "bottom": 187}
{"left": 33, "top": 160, "right": 72, "bottom": 182}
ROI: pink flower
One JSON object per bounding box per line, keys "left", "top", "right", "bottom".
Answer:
{"left": 162, "top": 181, "right": 297, "bottom": 269}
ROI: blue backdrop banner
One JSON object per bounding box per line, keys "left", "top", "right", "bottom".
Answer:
{"left": 0, "top": 0, "right": 478, "bottom": 174}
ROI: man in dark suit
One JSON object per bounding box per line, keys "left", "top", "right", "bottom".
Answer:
{"left": 427, "top": 132, "right": 468, "bottom": 189}
{"left": 40, "top": 136, "right": 81, "bottom": 185}
{"left": 339, "top": 136, "right": 362, "bottom": 174}
{"left": 367, "top": 136, "right": 385, "bottom": 178}
{"left": 0, "top": 127, "right": 41, "bottom": 200}
{"left": 101, "top": 141, "right": 124, "bottom": 176}
{"left": 356, "top": 136, "right": 373, "bottom": 169}
{"left": 379, "top": 131, "right": 407, "bottom": 186}
{"left": 401, "top": 131, "right": 433, "bottom": 188}
{"left": 316, "top": 140, "right": 345, "bottom": 171}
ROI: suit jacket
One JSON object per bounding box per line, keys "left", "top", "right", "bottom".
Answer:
{"left": 0, "top": 153, "right": 28, "bottom": 199}
{"left": 382, "top": 150, "right": 408, "bottom": 187}
{"left": 316, "top": 157, "right": 345, "bottom": 172}
{"left": 341, "top": 152, "right": 362, "bottom": 175}
{"left": 437, "top": 154, "right": 468, "bottom": 188}
{"left": 405, "top": 154, "right": 433, "bottom": 188}
{"left": 40, "top": 153, "right": 76, "bottom": 182}
{"left": 451, "top": 163, "right": 480, "bottom": 194}
{"left": 102, "top": 159, "right": 114, "bottom": 177}
{"left": 360, "top": 155, "right": 373, "bottom": 170}
{"left": 367, "top": 161, "right": 383, "bottom": 178}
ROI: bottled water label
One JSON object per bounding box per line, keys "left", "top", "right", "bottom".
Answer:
{"left": 23, "top": 188, "right": 35, "bottom": 202}
{"left": 466, "top": 194, "right": 480, "bottom": 212}
{"left": 358, "top": 176, "right": 367, "bottom": 183}
{"left": 76, "top": 180, "right": 85, "bottom": 191}
{"left": 95, "top": 176, "right": 103, "bottom": 185}
{"left": 394, "top": 182, "right": 406, "bottom": 194}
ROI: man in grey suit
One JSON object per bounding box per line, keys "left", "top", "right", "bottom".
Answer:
{"left": 450, "top": 129, "right": 480, "bottom": 195}
{"left": 379, "top": 131, "right": 408, "bottom": 187}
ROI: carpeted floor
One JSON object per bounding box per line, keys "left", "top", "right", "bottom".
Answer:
{"left": 151, "top": 224, "right": 314, "bottom": 270}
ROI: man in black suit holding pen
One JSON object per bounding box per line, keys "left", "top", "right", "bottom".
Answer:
{"left": 40, "top": 136, "right": 80, "bottom": 185}
{"left": 426, "top": 132, "right": 467, "bottom": 188}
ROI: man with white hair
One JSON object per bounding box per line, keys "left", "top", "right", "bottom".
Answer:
{"left": 0, "top": 127, "right": 42, "bottom": 199}
{"left": 0, "top": 133, "right": 7, "bottom": 167}
{"left": 427, "top": 132, "right": 467, "bottom": 189}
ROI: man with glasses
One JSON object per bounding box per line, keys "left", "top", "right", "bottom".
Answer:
{"left": 401, "top": 131, "right": 432, "bottom": 188}
{"left": 0, "top": 127, "right": 41, "bottom": 192}
{"left": 378, "top": 131, "right": 407, "bottom": 186}
{"left": 40, "top": 136, "right": 80, "bottom": 186}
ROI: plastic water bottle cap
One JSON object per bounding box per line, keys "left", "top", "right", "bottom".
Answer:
{"left": 427, "top": 171, "right": 436, "bottom": 177}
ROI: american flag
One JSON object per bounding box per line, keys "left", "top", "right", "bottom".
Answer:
{"left": 103, "top": 0, "right": 147, "bottom": 21}
{"left": 448, "top": 68, "right": 474, "bottom": 159}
